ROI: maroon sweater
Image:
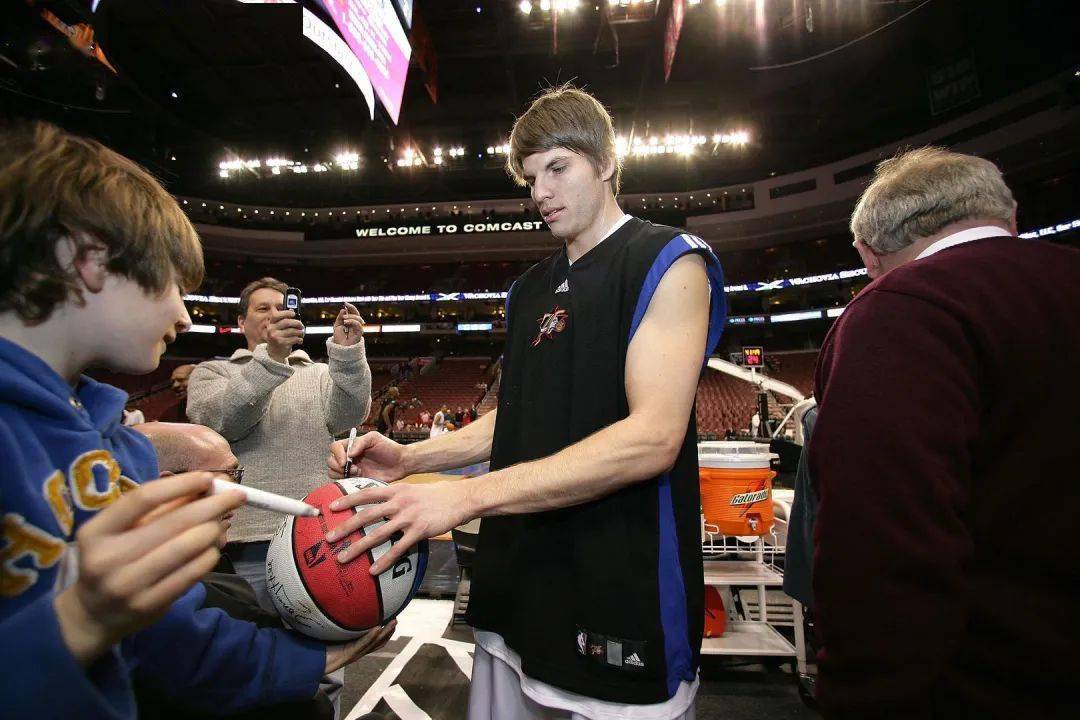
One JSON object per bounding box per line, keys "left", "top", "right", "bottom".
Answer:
{"left": 809, "top": 236, "right": 1080, "bottom": 717}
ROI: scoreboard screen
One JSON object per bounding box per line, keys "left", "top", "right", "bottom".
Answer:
{"left": 742, "top": 347, "right": 764, "bottom": 368}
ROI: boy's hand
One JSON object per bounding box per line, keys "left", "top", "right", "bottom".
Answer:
{"left": 53, "top": 472, "right": 244, "bottom": 666}
{"left": 323, "top": 620, "right": 396, "bottom": 674}
{"left": 266, "top": 310, "right": 304, "bottom": 362}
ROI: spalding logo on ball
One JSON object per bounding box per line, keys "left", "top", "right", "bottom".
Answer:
{"left": 265, "top": 478, "right": 427, "bottom": 641}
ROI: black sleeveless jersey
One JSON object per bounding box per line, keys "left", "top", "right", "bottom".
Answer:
{"left": 466, "top": 217, "right": 727, "bottom": 704}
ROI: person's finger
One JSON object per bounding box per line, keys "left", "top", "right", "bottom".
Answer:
{"left": 115, "top": 520, "right": 225, "bottom": 591}
{"left": 123, "top": 491, "right": 244, "bottom": 559}
{"left": 369, "top": 530, "right": 424, "bottom": 575}
{"left": 334, "top": 307, "right": 347, "bottom": 325}
{"left": 327, "top": 505, "right": 401, "bottom": 552}
{"left": 334, "top": 507, "right": 414, "bottom": 563}
{"left": 133, "top": 471, "right": 238, "bottom": 528}
{"left": 330, "top": 439, "right": 347, "bottom": 464}
{"left": 130, "top": 545, "right": 222, "bottom": 616}
{"left": 343, "top": 318, "right": 363, "bottom": 331}
{"left": 80, "top": 473, "right": 215, "bottom": 537}
{"left": 343, "top": 303, "right": 363, "bottom": 323}
{"left": 328, "top": 483, "right": 394, "bottom": 513}
{"left": 134, "top": 493, "right": 194, "bottom": 529}
{"left": 344, "top": 619, "right": 397, "bottom": 660}
{"left": 326, "top": 501, "right": 394, "bottom": 547}
{"left": 327, "top": 443, "right": 347, "bottom": 476}
{"left": 335, "top": 515, "right": 408, "bottom": 558}
{"left": 356, "top": 620, "right": 396, "bottom": 654}
{"left": 348, "top": 433, "right": 381, "bottom": 460}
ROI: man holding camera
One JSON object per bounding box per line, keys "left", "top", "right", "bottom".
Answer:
{"left": 187, "top": 277, "right": 371, "bottom": 609}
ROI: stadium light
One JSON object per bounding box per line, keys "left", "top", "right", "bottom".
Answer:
{"left": 334, "top": 151, "right": 360, "bottom": 170}
{"left": 519, "top": 1, "right": 532, "bottom": 13}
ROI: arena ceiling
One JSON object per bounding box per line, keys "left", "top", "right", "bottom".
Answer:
{"left": 2, "top": 0, "right": 1076, "bottom": 209}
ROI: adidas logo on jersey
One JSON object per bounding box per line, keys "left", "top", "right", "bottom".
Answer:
{"left": 624, "top": 652, "right": 644, "bottom": 667}
{"left": 555, "top": 279, "right": 569, "bottom": 293}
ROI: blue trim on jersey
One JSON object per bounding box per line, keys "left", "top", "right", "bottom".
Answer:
{"left": 504, "top": 279, "right": 517, "bottom": 319}
{"left": 628, "top": 234, "right": 727, "bottom": 357}
{"left": 627, "top": 233, "right": 726, "bottom": 695}
{"left": 657, "top": 471, "right": 693, "bottom": 695}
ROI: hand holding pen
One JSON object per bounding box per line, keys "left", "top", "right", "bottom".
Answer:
{"left": 342, "top": 427, "right": 357, "bottom": 478}
{"left": 334, "top": 302, "right": 364, "bottom": 345}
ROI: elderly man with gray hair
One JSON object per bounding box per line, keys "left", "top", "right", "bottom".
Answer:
{"left": 809, "top": 147, "right": 1079, "bottom": 717}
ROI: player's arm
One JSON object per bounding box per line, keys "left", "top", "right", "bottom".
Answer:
{"left": 326, "top": 408, "right": 497, "bottom": 483}
{"left": 327, "top": 254, "right": 709, "bottom": 571}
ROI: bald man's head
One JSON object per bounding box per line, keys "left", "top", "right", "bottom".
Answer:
{"left": 136, "top": 422, "right": 238, "bottom": 475}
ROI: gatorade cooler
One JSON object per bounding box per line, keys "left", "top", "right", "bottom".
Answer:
{"left": 698, "top": 441, "right": 777, "bottom": 536}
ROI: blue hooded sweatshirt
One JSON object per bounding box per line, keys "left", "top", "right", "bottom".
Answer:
{"left": 0, "top": 336, "right": 325, "bottom": 719}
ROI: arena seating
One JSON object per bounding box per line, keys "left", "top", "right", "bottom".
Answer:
{"left": 373, "top": 357, "right": 492, "bottom": 426}
{"left": 694, "top": 350, "right": 818, "bottom": 435}
{"left": 695, "top": 368, "right": 760, "bottom": 436}
{"left": 764, "top": 351, "right": 817, "bottom": 397}
{"left": 94, "top": 348, "right": 817, "bottom": 437}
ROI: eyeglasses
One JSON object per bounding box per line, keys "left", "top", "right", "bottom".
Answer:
{"left": 211, "top": 465, "right": 245, "bottom": 484}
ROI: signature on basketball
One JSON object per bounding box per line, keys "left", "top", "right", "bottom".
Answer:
{"left": 266, "top": 557, "right": 318, "bottom": 631}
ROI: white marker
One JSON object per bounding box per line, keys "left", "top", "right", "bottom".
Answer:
{"left": 211, "top": 477, "right": 319, "bottom": 517}
{"left": 342, "top": 427, "right": 357, "bottom": 477}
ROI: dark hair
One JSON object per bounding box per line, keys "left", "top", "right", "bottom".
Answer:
{"left": 0, "top": 122, "right": 203, "bottom": 324}
{"left": 238, "top": 277, "right": 288, "bottom": 317}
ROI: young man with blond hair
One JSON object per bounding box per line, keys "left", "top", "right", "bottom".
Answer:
{"left": 327, "top": 85, "right": 727, "bottom": 718}
{"left": 811, "top": 147, "right": 1080, "bottom": 716}
{"left": 0, "top": 122, "right": 388, "bottom": 718}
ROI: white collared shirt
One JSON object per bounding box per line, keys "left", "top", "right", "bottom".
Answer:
{"left": 915, "top": 225, "right": 1011, "bottom": 260}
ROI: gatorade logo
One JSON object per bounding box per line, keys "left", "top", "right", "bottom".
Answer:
{"left": 730, "top": 489, "right": 769, "bottom": 506}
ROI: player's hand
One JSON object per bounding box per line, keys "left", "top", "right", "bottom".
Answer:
{"left": 332, "top": 302, "right": 364, "bottom": 346}
{"left": 323, "top": 620, "right": 397, "bottom": 674}
{"left": 327, "top": 432, "right": 408, "bottom": 483}
{"left": 53, "top": 472, "right": 244, "bottom": 666}
{"left": 266, "top": 309, "right": 304, "bottom": 362}
{"left": 325, "top": 481, "right": 473, "bottom": 574}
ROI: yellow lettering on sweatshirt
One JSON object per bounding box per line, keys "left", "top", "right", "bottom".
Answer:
{"left": 0, "top": 514, "right": 65, "bottom": 597}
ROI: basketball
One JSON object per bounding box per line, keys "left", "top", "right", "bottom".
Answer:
{"left": 264, "top": 478, "right": 428, "bottom": 642}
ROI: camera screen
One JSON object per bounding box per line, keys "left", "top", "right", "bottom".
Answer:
{"left": 286, "top": 296, "right": 299, "bottom": 309}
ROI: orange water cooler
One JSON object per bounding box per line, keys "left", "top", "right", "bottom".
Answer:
{"left": 698, "top": 441, "right": 777, "bottom": 537}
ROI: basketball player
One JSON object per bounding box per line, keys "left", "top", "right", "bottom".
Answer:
{"left": 327, "top": 85, "right": 727, "bottom": 719}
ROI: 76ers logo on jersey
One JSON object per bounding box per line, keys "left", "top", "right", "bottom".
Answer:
{"left": 532, "top": 307, "right": 569, "bottom": 347}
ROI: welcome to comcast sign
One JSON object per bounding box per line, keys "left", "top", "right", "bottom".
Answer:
{"left": 354, "top": 220, "right": 547, "bottom": 237}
